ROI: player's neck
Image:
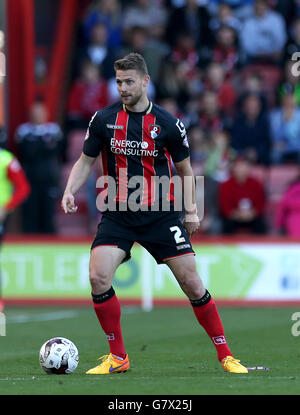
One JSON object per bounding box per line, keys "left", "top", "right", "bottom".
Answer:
{"left": 125, "top": 97, "right": 150, "bottom": 113}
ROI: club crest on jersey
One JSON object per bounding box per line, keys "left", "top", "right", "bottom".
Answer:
{"left": 149, "top": 124, "right": 161, "bottom": 139}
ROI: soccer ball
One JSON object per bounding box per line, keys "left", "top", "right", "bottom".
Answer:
{"left": 39, "top": 337, "right": 79, "bottom": 374}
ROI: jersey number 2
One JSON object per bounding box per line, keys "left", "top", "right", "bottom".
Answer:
{"left": 170, "top": 226, "right": 185, "bottom": 244}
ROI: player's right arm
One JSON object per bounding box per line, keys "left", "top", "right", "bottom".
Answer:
{"left": 61, "top": 153, "right": 96, "bottom": 214}
{"left": 62, "top": 111, "right": 104, "bottom": 214}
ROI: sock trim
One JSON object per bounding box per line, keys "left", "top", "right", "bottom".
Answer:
{"left": 92, "top": 287, "right": 115, "bottom": 304}
{"left": 190, "top": 289, "right": 211, "bottom": 307}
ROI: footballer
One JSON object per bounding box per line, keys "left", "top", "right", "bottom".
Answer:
{"left": 61, "top": 53, "right": 248, "bottom": 375}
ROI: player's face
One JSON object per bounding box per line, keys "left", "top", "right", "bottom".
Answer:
{"left": 116, "top": 69, "right": 149, "bottom": 107}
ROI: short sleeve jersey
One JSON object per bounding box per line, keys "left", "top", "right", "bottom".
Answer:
{"left": 83, "top": 101, "right": 190, "bottom": 212}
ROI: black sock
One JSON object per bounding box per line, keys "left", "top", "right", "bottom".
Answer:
{"left": 189, "top": 290, "right": 211, "bottom": 307}
{"left": 92, "top": 287, "right": 115, "bottom": 304}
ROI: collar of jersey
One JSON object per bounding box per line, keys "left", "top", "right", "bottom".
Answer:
{"left": 123, "top": 101, "right": 152, "bottom": 115}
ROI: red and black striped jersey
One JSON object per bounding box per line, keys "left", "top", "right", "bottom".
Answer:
{"left": 83, "top": 101, "right": 190, "bottom": 218}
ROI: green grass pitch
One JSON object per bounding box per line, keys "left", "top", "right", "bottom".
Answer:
{"left": 0, "top": 305, "right": 299, "bottom": 395}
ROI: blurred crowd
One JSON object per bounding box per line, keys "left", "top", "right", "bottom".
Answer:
{"left": 64, "top": 0, "right": 300, "bottom": 237}
{"left": 67, "top": 0, "right": 300, "bottom": 158}
{"left": 5, "top": 0, "right": 300, "bottom": 237}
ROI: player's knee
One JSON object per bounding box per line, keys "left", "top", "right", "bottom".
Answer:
{"left": 89, "top": 267, "right": 112, "bottom": 292}
{"left": 177, "top": 269, "right": 205, "bottom": 298}
{"left": 184, "top": 277, "right": 204, "bottom": 298}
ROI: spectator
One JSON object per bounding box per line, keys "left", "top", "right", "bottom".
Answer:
{"left": 237, "top": 72, "right": 268, "bottom": 112}
{"left": 157, "top": 60, "right": 192, "bottom": 111}
{"left": 82, "top": 0, "right": 124, "bottom": 48}
{"left": 201, "top": 130, "right": 235, "bottom": 234}
{"left": 165, "top": 0, "right": 211, "bottom": 48}
{"left": 188, "top": 125, "right": 210, "bottom": 173}
{"left": 219, "top": 154, "right": 267, "bottom": 234}
{"left": 67, "top": 61, "right": 109, "bottom": 130}
{"left": 123, "top": 0, "right": 167, "bottom": 41}
{"left": 204, "top": 130, "right": 234, "bottom": 183}
{"left": 198, "top": 90, "right": 225, "bottom": 133}
{"left": 210, "top": 25, "right": 240, "bottom": 78}
{"left": 120, "top": 26, "right": 167, "bottom": 85}
{"left": 275, "top": 172, "right": 300, "bottom": 237}
{"left": 170, "top": 32, "right": 199, "bottom": 79}
{"left": 207, "top": 0, "right": 255, "bottom": 22}
{"left": 269, "top": 92, "right": 300, "bottom": 164}
{"left": 204, "top": 62, "right": 237, "bottom": 115}
{"left": 162, "top": 33, "right": 204, "bottom": 109}
{"left": 15, "top": 102, "right": 63, "bottom": 234}
{"left": 231, "top": 93, "right": 271, "bottom": 165}
{"left": 76, "top": 22, "right": 117, "bottom": 80}
{"left": 240, "top": 0, "right": 287, "bottom": 64}
{"left": 209, "top": 3, "right": 242, "bottom": 33}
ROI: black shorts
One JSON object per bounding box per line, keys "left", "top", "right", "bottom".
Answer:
{"left": 91, "top": 211, "right": 195, "bottom": 264}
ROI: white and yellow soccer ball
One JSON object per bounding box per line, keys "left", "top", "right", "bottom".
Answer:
{"left": 39, "top": 337, "right": 79, "bottom": 374}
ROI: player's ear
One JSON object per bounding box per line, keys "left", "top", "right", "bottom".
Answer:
{"left": 143, "top": 75, "right": 150, "bottom": 88}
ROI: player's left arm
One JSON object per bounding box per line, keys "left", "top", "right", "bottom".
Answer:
{"left": 166, "top": 118, "right": 200, "bottom": 237}
{"left": 174, "top": 157, "right": 200, "bottom": 238}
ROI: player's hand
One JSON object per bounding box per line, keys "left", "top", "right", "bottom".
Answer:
{"left": 183, "top": 213, "right": 200, "bottom": 239}
{"left": 61, "top": 192, "right": 78, "bottom": 214}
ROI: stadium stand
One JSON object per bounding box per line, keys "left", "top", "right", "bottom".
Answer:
{"left": 5, "top": 0, "right": 300, "bottom": 237}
